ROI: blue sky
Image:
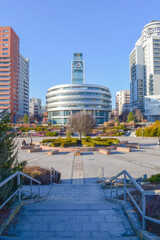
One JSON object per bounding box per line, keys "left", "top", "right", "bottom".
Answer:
{"left": 0, "top": 0, "right": 160, "bottom": 107}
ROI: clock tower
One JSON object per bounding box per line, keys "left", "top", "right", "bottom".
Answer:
{"left": 71, "top": 53, "right": 85, "bottom": 84}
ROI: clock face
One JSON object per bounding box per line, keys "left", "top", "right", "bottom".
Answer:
{"left": 76, "top": 62, "right": 81, "bottom": 67}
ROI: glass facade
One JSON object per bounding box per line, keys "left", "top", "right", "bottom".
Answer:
{"left": 72, "top": 53, "right": 85, "bottom": 84}
{"left": 46, "top": 84, "right": 111, "bottom": 125}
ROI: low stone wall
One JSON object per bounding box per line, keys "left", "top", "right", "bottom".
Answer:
{"left": 40, "top": 144, "right": 119, "bottom": 152}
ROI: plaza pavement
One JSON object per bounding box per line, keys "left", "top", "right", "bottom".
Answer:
{"left": 2, "top": 136, "right": 159, "bottom": 239}
{"left": 17, "top": 136, "right": 160, "bottom": 184}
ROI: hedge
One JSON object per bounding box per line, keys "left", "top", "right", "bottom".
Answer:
{"left": 45, "top": 132, "right": 59, "bottom": 136}
{"left": 41, "top": 137, "right": 119, "bottom": 148}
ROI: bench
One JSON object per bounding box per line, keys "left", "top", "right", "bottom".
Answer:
{"left": 28, "top": 147, "right": 42, "bottom": 153}
{"left": 74, "top": 151, "right": 81, "bottom": 156}
{"left": 125, "top": 143, "right": 140, "bottom": 149}
{"left": 120, "top": 141, "right": 128, "bottom": 144}
{"left": 116, "top": 147, "right": 131, "bottom": 152}
{"left": 99, "top": 149, "right": 111, "bottom": 155}
{"left": 47, "top": 150, "right": 59, "bottom": 155}
{"left": 21, "top": 145, "right": 35, "bottom": 150}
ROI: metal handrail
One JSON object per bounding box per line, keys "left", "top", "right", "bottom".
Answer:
{"left": 0, "top": 171, "right": 41, "bottom": 209}
{"left": 110, "top": 170, "right": 160, "bottom": 230}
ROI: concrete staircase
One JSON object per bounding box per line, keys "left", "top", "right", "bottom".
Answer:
{"left": 0, "top": 184, "right": 139, "bottom": 240}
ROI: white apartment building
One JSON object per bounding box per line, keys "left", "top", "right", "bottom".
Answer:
{"left": 144, "top": 95, "right": 160, "bottom": 122}
{"left": 29, "top": 97, "right": 42, "bottom": 116}
{"left": 116, "top": 90, "right": 130, "bottom": 115}
{"left": 130, "top": 20, "right": 160, "bottom": 114}
{"left": 17, "top": 54, "right": 29, "bottom": 118}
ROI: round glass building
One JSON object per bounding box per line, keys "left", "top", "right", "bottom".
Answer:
{"left": 46, "top": 84, "right": 111, "bottom": 125}
{"left": 46, "top": 53, "right": 112, "bottom": 125}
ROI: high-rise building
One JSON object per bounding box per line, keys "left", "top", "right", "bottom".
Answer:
{"left": 0, "top": 26, "right": 29, "bottom": 122}
{"left": 0, "top": 26, "right": 19, "bottom": 122}
{"left": 29, "top": 97, "right": 42, "bottom": 117}
{"left": 17, "top": 54, "right": 29, "bottom": 118}
{"left": 130, "top": 20, "right": 160, "bottom": 113}
{"left": 116, "top": 90, "right": 130, "bottom": 116}
{"left": 71, "top": 53, "right": 85, "bottom": 84}
{"left": 46, "top": 53, "right": 111, "bottom": 125}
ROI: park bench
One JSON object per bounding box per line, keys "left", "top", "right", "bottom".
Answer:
{"left": 47, "top": 150, "right": 59, "bottom": 155}
{"left": 74, "top": 150, "right": 81, "bottom": 156}
{"left": 99, "top": 149, "right": 111, "bottom": 155}
{"left": 28, "top": 147, "right": 42, "bottom": 153}
{"left": 116, "top": 147, "right": 131, "bottom": 152}
{"left": 125, "top": 143, "right": 140, "bottom": 149}
{"left": 21, "top": 145, "right": 35, "bottom": 150}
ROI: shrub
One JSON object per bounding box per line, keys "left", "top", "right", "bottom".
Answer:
{"left": 66, "top": 131, "right": 73, "bottom": 136}
{"left": 22, "top": 166, "right": 61, "bottom": 185}
{"left": 41, "top": 139, "right": 56, "bottom": 143}
{"left": 61, "top": 142, "right": 73, "bottom": 147}
{"left": 136, "top": 121, "right": 160, "bottom": 137}
{"left": 85, "top": 136, "right": 91, "bottom": 141}
{"left": 22, "top": 166, "right": 50, "bottom": 185}
{"left": 50, "top": 142, "right": 61, "bottom": 147}
{"left": 45, "top": 132, "right": 59, "bottom": 136}
{"left": 82, "top": 141, "right": 95, "bottom": 147}
{"left": 148, "top": 174, "right": 160, "bottom": 184}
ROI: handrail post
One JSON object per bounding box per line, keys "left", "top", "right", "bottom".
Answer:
{"left": 30, "top": 179, "right": 33, "bottom": 200}
{"left": 17, "top": 171, "right": 21, "bottom": 202}
{"left": 142, "top": 193, "right": 146, "bottom": 230}
{"left": 110, "top": 178, "right": 112, "bottom": 198}
{"left": 124, "top": 173, "right": 126, "bottom": 201}
{"left": 116, "top": 178, "right": 118, "bottom": 199}
{"left": 50, "top": 167, "right": 53, "bottom": 184}
{"left": 38, "top": 184, "right": 40, "bottom": 199}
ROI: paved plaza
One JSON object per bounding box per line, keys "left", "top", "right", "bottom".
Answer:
{"left": 1, "top": 136, "right": 160, "bottom": 239}
{"left": 17, "top": 136, "right": 160, "bottom": 184}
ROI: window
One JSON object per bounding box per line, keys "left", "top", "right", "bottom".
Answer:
{"left": 0, "top": 94, "right": 10, "bottom": 97}
{"left": 0, "top": 76, "right": 10, "bottom": 78}
{"left": 0, "top": 71, "right": 10, "bottom": 73}
{"left": 3, "top": 30, "right": 8, "bottom": 33}
{"left": 3, "top": 39, "right": 8, "bottom": 41}
{"left": 3, "top": 48, "right": 8, "bottom": 51}
{"left": 0, "top": 99, "right": 10, "bottom": 102}
{"left": 3, "top": 43, "right": 8, "bottom": 46}
{"left": 0, "top": 85, "right": 10, "bottom": 88}
{"left": 3, "top": 34, "right": 8, "bottom": 37}
{"left": 2, "top": 53, "right": 8, "bottom": 55}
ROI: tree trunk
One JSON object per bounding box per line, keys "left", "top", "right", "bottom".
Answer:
{"left": 79, "top": 132, "right": 82, "bottom": 140}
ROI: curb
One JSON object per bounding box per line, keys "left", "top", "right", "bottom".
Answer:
{"left": 106, "top": 198, "right": 160, "bottom": 240}
{"left": 0, "top": 202, "right": 23, "bottom": 236}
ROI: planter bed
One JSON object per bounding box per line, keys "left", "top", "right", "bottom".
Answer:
{"left": 40, "top": 144, "right": 119, "bottom": 152}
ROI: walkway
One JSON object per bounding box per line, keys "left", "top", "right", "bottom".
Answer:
{"left": 1, "top": 184, "right": 139, "bottom": 240}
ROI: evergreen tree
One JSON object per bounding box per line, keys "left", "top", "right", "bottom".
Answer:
{"left": 23, "top": 113, "right": 29, "bottom": 124}
{"left": 0, "top": 111, "right": 26, "bottom": 204}
{"left": 127, "top": 111, "right": 135, "bottom": 122}
{"left": 0, "top": 110, "right": 18, "bottom": 181}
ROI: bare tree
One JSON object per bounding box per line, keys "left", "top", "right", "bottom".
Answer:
{"left": 68, "top": 112, "right": 95, "bottom": 140}
{"left": 135, "top": 109, "right": 143, "bottom": 122}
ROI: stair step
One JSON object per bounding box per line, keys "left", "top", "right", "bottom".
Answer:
{"left": 0, "top": 237, "right": 139, "bottom": 240}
